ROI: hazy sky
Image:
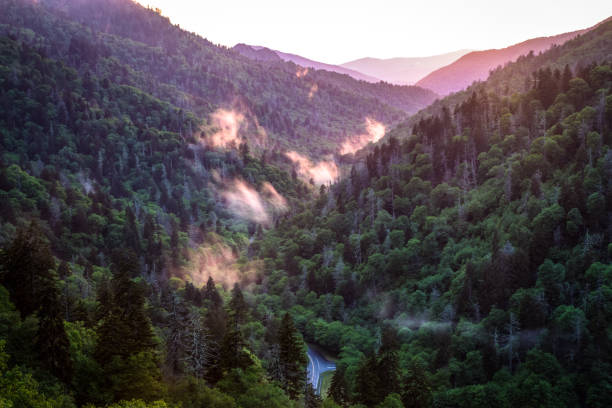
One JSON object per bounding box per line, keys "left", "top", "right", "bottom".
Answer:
{"left": 134, "top": 0, "right": 612, "bottom": 64}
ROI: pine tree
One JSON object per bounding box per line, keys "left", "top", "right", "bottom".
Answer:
{"left": 36, "top": 279, "right": 73, "bottom": 383}
{"left": 219, "top": 324, "right": 251, "bottom": 372}
{"left": 401, "top": 358, "right": 432, "bottom": 408}
{"left": 228, "top": 283, "right": 248, "bottom": 327}
{"left": 561, "top": 64, "right": 573, "bottom": 92}
{"left": 123, "top": 206, "right": 140, "bottom": 255}
{"left": 95, "top": 251, "right": 156, "bottom": 361}
{"left": 355, "top": 353, "right": 382, "bottom": 406}
{"left": 278, "top": 312, "right": 307, "bottom": 399}
{"left": 0, "top": 223, "right": 55, "bottom": 317}
{"left": 377, "top": 325, "right": 401, "bottom": 397}
{"left": 57, "top": 260, "right": 71, "bottom": 279}
{"left": 0, "top": 223, "right": 72, "bottom": 383}
{"left": 203, "top": 276, "right": 223, "bottom": 309}
{"left": 304, "top": 383, "right": 322, "bottom": 408}
{"left": 329, "top": 365, "right": 349, "bottom": 407}
{"left": 94, "top": 250, "right": 160, "bottom": 400}
{"left": 203, "top": 286, "right": 227, "bottom": 384}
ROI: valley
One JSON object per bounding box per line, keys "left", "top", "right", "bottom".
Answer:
{"left": 0, "top": 1, "right": 611, "bottom": 408}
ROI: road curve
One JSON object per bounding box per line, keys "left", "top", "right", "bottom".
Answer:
{"left": 306, "top": 345, "right": 336, "bottom": 395}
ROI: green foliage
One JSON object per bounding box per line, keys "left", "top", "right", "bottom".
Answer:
{"left": 278, "top": 313, "right": 308, "bottom": 399}
{"left": 0, "top": 340, "right": 75, "bottom": 408}
{"left": 253, "top": 45, "right": 612, "bottom": 406}
{"left": 0, "top": 1, "right": 611, "bottom": 407}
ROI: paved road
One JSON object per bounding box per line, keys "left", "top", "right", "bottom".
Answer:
{"left": 306, "top": 345, "right": 336, "bottom": 395}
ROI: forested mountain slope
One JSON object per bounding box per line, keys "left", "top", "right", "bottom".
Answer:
{"left": 0, "top": 0, "right": 611, "bottom": 407}
{"left": 389, "top": 17, "right": 612, "bottom": 144}
{"left": 0, "top": 0, "right": 436, "bottom": 158}
{"left": 0, "top": 0, "right": 321, "bottom": 406}
{"left": 415, "top": 22, "right": 599, "bottom": 95}
{"left": 251, "top": 20, "right": 612, "bottom": 408}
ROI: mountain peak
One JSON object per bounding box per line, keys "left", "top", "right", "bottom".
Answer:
{"left": 414, "top": 19, "right": 605, "bottom": 95}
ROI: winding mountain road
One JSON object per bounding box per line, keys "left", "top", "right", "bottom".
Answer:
{"left": 306, "top": 345, "right": 336, "bottom": 395}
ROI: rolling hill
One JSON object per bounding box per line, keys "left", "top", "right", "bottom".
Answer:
{"left": 341, "top": 49, "right": 471, "bottom": 85}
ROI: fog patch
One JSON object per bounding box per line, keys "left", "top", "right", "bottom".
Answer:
{"left": 340, "top": 118, "right": 386, "bottom": 155}
{"left": 296, "top": 67, "right": 309, "bottom": 78}
{"left": 202, "top": 107, "right": 267, "bottom": 150}
{"left": 178, "top": 233, "right": 262, "bottom": 289}
{"left": 285, "top": 150, "right": 338, "bottom": 186}
{"left": 212, "top": 175, "right": 288, "bottom": 227}
{"left": 308, "top": 83, "right": 318, "bottom": 99}
{"left": 206, "top": 108, "right": 244, "bottom": 149}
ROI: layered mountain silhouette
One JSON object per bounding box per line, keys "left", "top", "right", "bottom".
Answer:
{"left": 233, "top": 43, "right": 381, "bottom": 83}
{"left": 341, "top": 50, "right": 471, "bottom": 85}
{"left": 415, "top": 23, "right": 604, "bottom": 95}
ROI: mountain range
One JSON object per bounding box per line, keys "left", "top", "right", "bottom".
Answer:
{"left": 233, "top": 43, "right": 381, "bottom": 83}
{"left": 340, "top": 49, "right": 471, "bottom": 85}
{"left": 237, "top": 19, "right": 609, "bottom": 97}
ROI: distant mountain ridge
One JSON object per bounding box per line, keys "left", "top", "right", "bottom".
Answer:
{"left": 415, "top": 23, "right": 602, "bottom": 95}
{"left": 340, "top": 49, "right": 472, "bottom": 85}
{"left": 233, "top": 43, "right": 381, "bottom": 83}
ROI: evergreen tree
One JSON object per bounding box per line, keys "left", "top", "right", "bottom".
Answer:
{"left": 219, "top": 324, "right": 251, "bottom": 373}
{"left": 401, "top": 358, "right": 432, "bottom": 408}
{"left": 0, "top": 223, "right": 55, "bottom": 317}
{"left": 0, "top": 223, "right": 72, "bottom": 382}
{"left": 377, "top": 325, "right": 401, "bottom": 397}
{"left": 329, "top": 365, "right": 349, "bottom": 407}
{"left": 203, "top": 285, "right": 227, "bottom": 384}
{"left": 57, "top": 260, "right": 71, "bottom": 279}
{"left": 228, "top": 283, "right": 248, "bottom": 326}
{"left": 36, "top": 278, "right": 73, "bottom": 383}
{"left": 305, "top": 383, "right": 322, "bottom": 408}
{"left": 355, "top": 354, "right": 383, "bottom": 406}
{"left": 278, "top": 312, "right": 307, "bottom": 399}
{"left": 94, "top": 250, "right": 161, "bottom": 401}
{"left": 95, "top": 250, "right": 156, "bottom": 362}
{"left": 218, "top": 282, "right": 250, "bottom": 375}
{"left": 123, "top": 206, "right": 140, "bottom": 255}
{"left": 203, "top": 276, "right": 223, "bottom": 309}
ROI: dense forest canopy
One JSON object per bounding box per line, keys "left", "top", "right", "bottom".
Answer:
{"left": 0, "top": 0, "right": 437, "bottom": 159}
{"left": 0, "top": 0, "right": 611, "bottom": 407}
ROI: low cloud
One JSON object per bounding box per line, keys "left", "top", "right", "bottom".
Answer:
{"left": 296, "top": 67, "right": 309, "bottom": 78}
{"left": 215, "top": 177, "right": 288, "bottom": 226}
{"left": 188, "top": 235, "right": 240, "bottom": 287}
{"left": 339, "top": 118, "right": 386, "bottom": 155}
{"left": 308, "top": 83, "right": 318, "bottom": 99}
{"left": 220, "top": 179, "right": 271, "bottom": 225}
{"left": 261, "top": 182, "right": 288, "bottom": 212}
{"left": 206, "top": 108, "right": 244, "bottom": 149}
{"left": 179, "top": 233, "right": 262, "bottom": 289}
{"left": 204, "top": 107, "right": 267, "bottom": 150}
{"left": 285, "top": 151, "right": 338, "bottom": 186}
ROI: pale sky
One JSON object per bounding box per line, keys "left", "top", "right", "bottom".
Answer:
{"left": 134, "top": 0, "right": 612, "bottom": 65}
